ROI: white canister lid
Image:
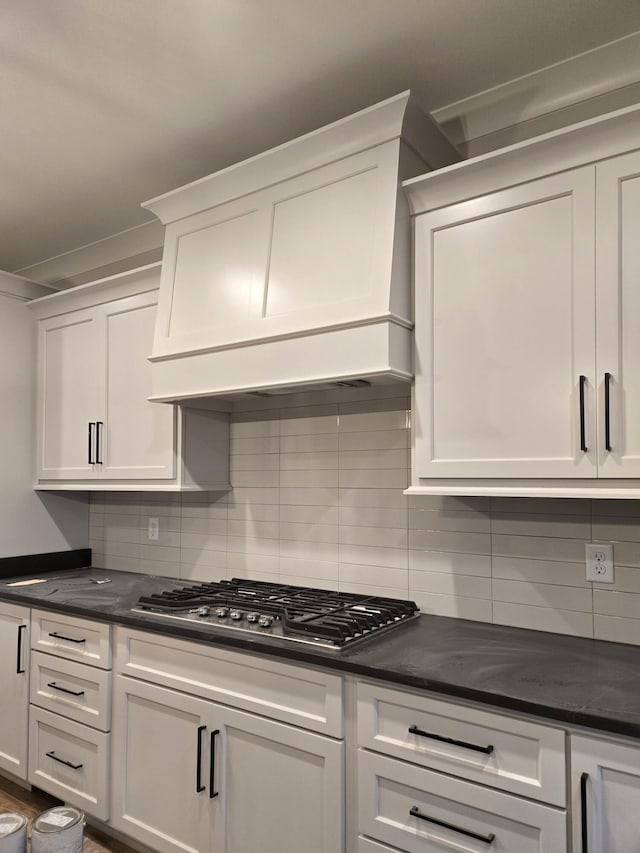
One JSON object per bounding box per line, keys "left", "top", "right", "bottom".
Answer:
{"left": 0, "top": 813, "right": 27, "bottom": 838}
{"left": 32, "top": 807, "right": 83, "bottom": 834}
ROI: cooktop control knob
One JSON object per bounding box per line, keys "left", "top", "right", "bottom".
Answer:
{"left": 246, "top": 612, "right": 260, "bottom": 623}
{"left": 196, "top": 606, "right": 210, "bottom": 617}
{"left": 230, "top": 609, "right": 244, "bottom": 620}
{"left": 215, "top": 606, "right": 229, "bottom": 617}
{"left": 258, "top": 615, "right": 274, "bottom": 628}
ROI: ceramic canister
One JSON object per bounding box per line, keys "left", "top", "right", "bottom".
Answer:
{"left": 30, "top": 807, "right": 84, "bottom": 853}
{"left": 0, "top": 813, "right": 27, "bottom": 853}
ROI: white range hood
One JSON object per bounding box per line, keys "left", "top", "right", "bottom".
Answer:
{"left": 142, "top": 91, "right": 461, "bottom": 404}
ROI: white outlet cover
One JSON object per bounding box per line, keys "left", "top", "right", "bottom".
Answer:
{"left": 585, "top": 543, "right": 614, "bottom": 583}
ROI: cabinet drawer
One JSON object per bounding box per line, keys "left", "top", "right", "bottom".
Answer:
{"left": 30, "top": 650, "right": 111, "bottom": 731}
{"left": 358, "top": 838, "right": 399, "bottom": 852}
{"left": 28, "top": 706, "right": 109, "bottom": 821}
{"left": 357, "top": 681, "right": 565, "bottom": 806}
{"left": 32, "top": 610, "right": 111, "bottom": 669}
{"left": 115, "top": 626, "right": 343, "bottom": 737}
{"left": 358, "top": 750, "right": 567, "bottom": 853}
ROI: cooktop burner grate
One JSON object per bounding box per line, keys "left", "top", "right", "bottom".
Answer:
{"left": 134, "top": 578, "right": 419, "bottom": 648}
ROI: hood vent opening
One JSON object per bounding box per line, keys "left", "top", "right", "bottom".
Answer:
{"left": 143, "top": 91, "right": 461, "bottom": 403}
{"left": 248, "top": 379, "right": 372, "bottom": 398}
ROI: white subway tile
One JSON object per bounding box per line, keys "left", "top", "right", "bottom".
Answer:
{"left": 339, "top": 469, "right": 408, "bottom": 489}
{"left": 230, "top": 470, "right": 279, "bottom": 488}
{"left": 409, "top": 530, "right": 491, "bottom": 555}
{"left": 339, "top": 563, "right": 408, "bottom": 590}
{"left": 280, "top": 469, "right": 339, "bottom": 488}
{"left": 412, "top": 592, "right": 493, "bottom": 622}
{"left": 410, "top": 572, "right": 491, "bottom": 599}
{"left": 339, "top": 581, "right": 412, "bottom": 600}
{"left": 280, "top": 487, "right": 338, "bottom": 507}
{"left": 492, "top": 579, "right": 592, "bottom": 612}
{"left": 139, "top": 559, "right": 180, "bottom": 579}
{"left": 103, "top": 541, "right": 141, "bottom": 559}
{"left": 227, "top": 520, "right": 279, "bottom": 539}
{"left": 181, "top": 564, "right": 227, "bottom": 583}
{"left": 230, "top": 453, "right": 279, "bottom": 472}
{"left": 139, "top": 543, "right": 180, "bottom": 563}
{"left": 280, "top": 505, "right": 339, "bottom": 525}
{"left": 592, "top": 518, "right": 640, "bottom": 543}
{"left": 180, "top": 531, "right": 227, "bottom": 551}
{"left": 280, "top": 451, "right": 339, "bottom": 470}
{"left": 594, "top": 614, "right": 640, "bottom": 645}
{"left": 281, "top": 574, "right": 338, "bottom": 591}
{"left": 492, "top": 534, "right": 585, "bottom": 562}
{"left": 408, "top": 495, "right": 491, "bottom": 512}
{"left": 228, "top": 503, "right": 279, "bottom": 522}
{"left": 491, "top": 513, "right": 590, "bottom": 539}
{"left": 339, "top": 409, "right": 408, "bottom": 433}
{"left": 279, "top": 540, "right": 339, "bottom": 562}
{"left": 338, "top": 543, "right": 407, "bottom": 570}
{"left": 338, "top": 396, "right": 409, "bottom": 416}
{"left": 279, "top": 413, "right": 338, "bottom": 436}
{"left": 228, "top": 487, "right": 280, "bottom": 505}
{"left": 491, "top": 497, "right": 589, "bottom": 515}
{"left": 491, "top": 556, "right": 588, "bottom": 587}
{"left": 593, "top": 499, "right": 640, "bottom": 518}
{"left": 227, "top": 536, "right": 279, "bottom": 557}
{"left": 599, "top": 540, "right": 640, "bottom": 568}
{"left": 278, "top": 557, "right": 339, "bottom": 583}
{"left": 409, "top": 551, "right": 491, "bottom": 576}
{"left": 279, "top": 433, "right": 338, "bottom": 453}
{"left": 339, "top": 488, "right": 407, "bottom": 509}
{"left": 340, "top": 506, "right": 407, "bottom": 529}
{"left": 226, "top": 553, "right": 279, "bottom": 575}
{"left": 338, "top": 429, "right": 408, "bottom": 451}
{"left": 339, "top": 449, "right": 409, "bottom": 471}
{"left": 180, "top": 516, "right": 227, "bottom": 535}
{"left": 409, "top": 509, "right": 490, "bottom": 534}
{"left": 492, "top": 602, "right": 593, "bottom": 637}
{"left": 279, "top": 522, "right": 338, "bottom": 544}
{"left": 340, "top": 525, "right": 407, "bottom": 549}
{"left": 230, "top": 436, "right": 279, "bottom": 454}
{"left": 180, "top": 547, "right": 227, "bottom": 570}
{"left": 593, "top": 589, "right": 640, "bottom": 618}
{"left": 231, "top": 417, "right": 279, "bottom": 439}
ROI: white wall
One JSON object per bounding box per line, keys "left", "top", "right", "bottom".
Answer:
{"left": 0, "top": 281, "right": 88, "bottom": 557}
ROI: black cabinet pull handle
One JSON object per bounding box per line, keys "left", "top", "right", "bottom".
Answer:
{"left": 88, "top": 422, "right": 95, "bottom": 464}
{"left": 96, "top": 421, "right": 103, "bottom": 464}
{"left": 410, "top": 806, "right": 495, "bottom": 845}
{"left": 581, "top": 772, "right": 589, "bottom": 853}
{"left": 209, "top": 729, "right": 219, "bottom": 798}
{"left": 48, "top": 632, "right": 86, "bottom": 644}
{"left": 579, "top": 375, "right": 588, "bottom": 452}
{"left": 408, "top": 724, "right": 494, "bottom": 755}
{"left": 46, "top": 751, "right": 83, "bottom": 770}
{"left": 604, "top": 372, "right": 612, "bottom": 452}
{"left": 16, "top": 624, "right": 26, "bottom": 674}
{"left": 47, "top": 681, "right": 85, "bottom": 697}
{"left": 196, "top": 725, "right": 206, "bottom": 793}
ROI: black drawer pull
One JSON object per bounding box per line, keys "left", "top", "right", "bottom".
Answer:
{"left": 16, "top": 624, "right": 26, "bottom": 674}
{"left": 96, "top": 421, "right": 103, "bottom": 464}
{"left": 581, "top": 772, "right": 589, "bottom": 853}
{"left": 47, "top": 681, "right": 85, "bottom": 698}
{"left": 410, "top": 806, "right": 495, "bottom": 845}
{"left": 579, "top": 375, "right": 588, "bottom": 452}
{"left": 48, "top": 632, "right": 86, "bottom": 644}
{"left": 408, "top": 724, "right": 494, "bottom": 755}
{"left": 604, "top": 372, "right": 612, "bottom": 452}
{"left": 46, "top": 751, "right": 83, "bottom": 770}
{"left": 196, "top": 725, "right": 206, "bottom": 793}
{"left": 210, "top": 729, "right": 219, "bottom": 799}
{"left": 88, "top": 421, "right": 95, "bottom": 465}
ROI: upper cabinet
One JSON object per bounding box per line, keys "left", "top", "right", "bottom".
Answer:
{"left": 142, "top": 91, "right": 461, "bottom": 404}
{"left": 28, "top": 264, "right": 229, "bottom": 491}
{"left": 404, "top": 104, "right": 640, "bottom": 498}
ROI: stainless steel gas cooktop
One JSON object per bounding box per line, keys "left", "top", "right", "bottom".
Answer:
{"left": 132, "top": 578, "right": 419, "bottom": 649}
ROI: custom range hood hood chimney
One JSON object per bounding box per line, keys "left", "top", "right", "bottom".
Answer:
{"left": 142, "top": 91, "right": 461, "bottom": 404}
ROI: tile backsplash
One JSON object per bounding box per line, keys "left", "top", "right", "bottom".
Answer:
{"left": 90, "top": 387, "right": 640, "bottom": 646}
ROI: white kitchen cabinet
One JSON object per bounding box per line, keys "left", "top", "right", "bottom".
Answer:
{"left": 112, "top": 674, "right": 344, "bottom": 853}
{"left": 0, "top": 601, "right": 29, "bottom": 780}
{"left": 404, "top": 104, "right": 640, "bottom": 497}
{"left": 29, "top": 262, "right": 230, "bottom": 491}
{"left": 571, "top": 734, "right": 640, "bottom": 853}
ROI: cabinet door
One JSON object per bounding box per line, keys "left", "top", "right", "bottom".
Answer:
{"left": 571, "top": 735, "right": 640, "bottom": 853}
{"left": 101, "top": 292, "right": 175, "bottom": 479}
{"left": 595, "top": 150, "right": 640, "bottom": 477}
{"left": 0, "top": 602, "right": 29, "bottom": 779}
{"left": 211, "top": 704, "right": 344, "bottom": 853}
{"left": 38, "top": 308, "right": 104, "bottom": 479}
{"left": 413, "top": 167, "right": 596, "bottom": 478}
{"left": 111, "top": 676, "right": 212, "bottom": 853}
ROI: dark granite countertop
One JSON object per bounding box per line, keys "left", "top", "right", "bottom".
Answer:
{"left": 2, "top": 567, "right": 640, "bottom": 739}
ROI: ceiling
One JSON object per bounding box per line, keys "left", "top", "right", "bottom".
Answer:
{"left": 3, "top": 0, "right": 640, "bottom": 273}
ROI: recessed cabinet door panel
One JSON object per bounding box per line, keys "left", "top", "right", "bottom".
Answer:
{"left": 571, "top": 735, "right": 640, "bottom": 853}
{"left": 414, "top": 168, "right": 596, "bottom": 478}
{"left": 212, "top": 705, "right": 344, "bottom": 853}
{"left": 111, "top": 676, "right": 211, "bottom": 853}
{"left": 596, "top": 151, "right": 640, "bottom": 477}
{"left": 0, "top": 603, "right": 29, "bottom": 779}
{"left": 39, "top": 309, "right": 104, "bottom": 479}
{"left": 102, "top": 294, "right": 175, "bottom": 479}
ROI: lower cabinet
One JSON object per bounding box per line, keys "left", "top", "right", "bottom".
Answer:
{"left": 111, "top": 675, "right": 344, "bottom": 853}
{"left": 571, "top": 734, "right": 640, "bottom": 853}
{"left": 0, "top": 602, "right": 29, "bottom": 780}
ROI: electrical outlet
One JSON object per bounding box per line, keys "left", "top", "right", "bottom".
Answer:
{"left": 585, "top": 543, "right": 614, "bottom": 583}
{"left": 148, "top": 517, "right": 159, "bottom": 541}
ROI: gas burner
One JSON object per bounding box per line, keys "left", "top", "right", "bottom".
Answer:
{"left": 133, "top": 579, "right": 419, "bottom": 649}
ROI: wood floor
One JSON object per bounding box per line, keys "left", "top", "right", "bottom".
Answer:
{"left": 0, "top": 776, "right": 138, "bottom": 852}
